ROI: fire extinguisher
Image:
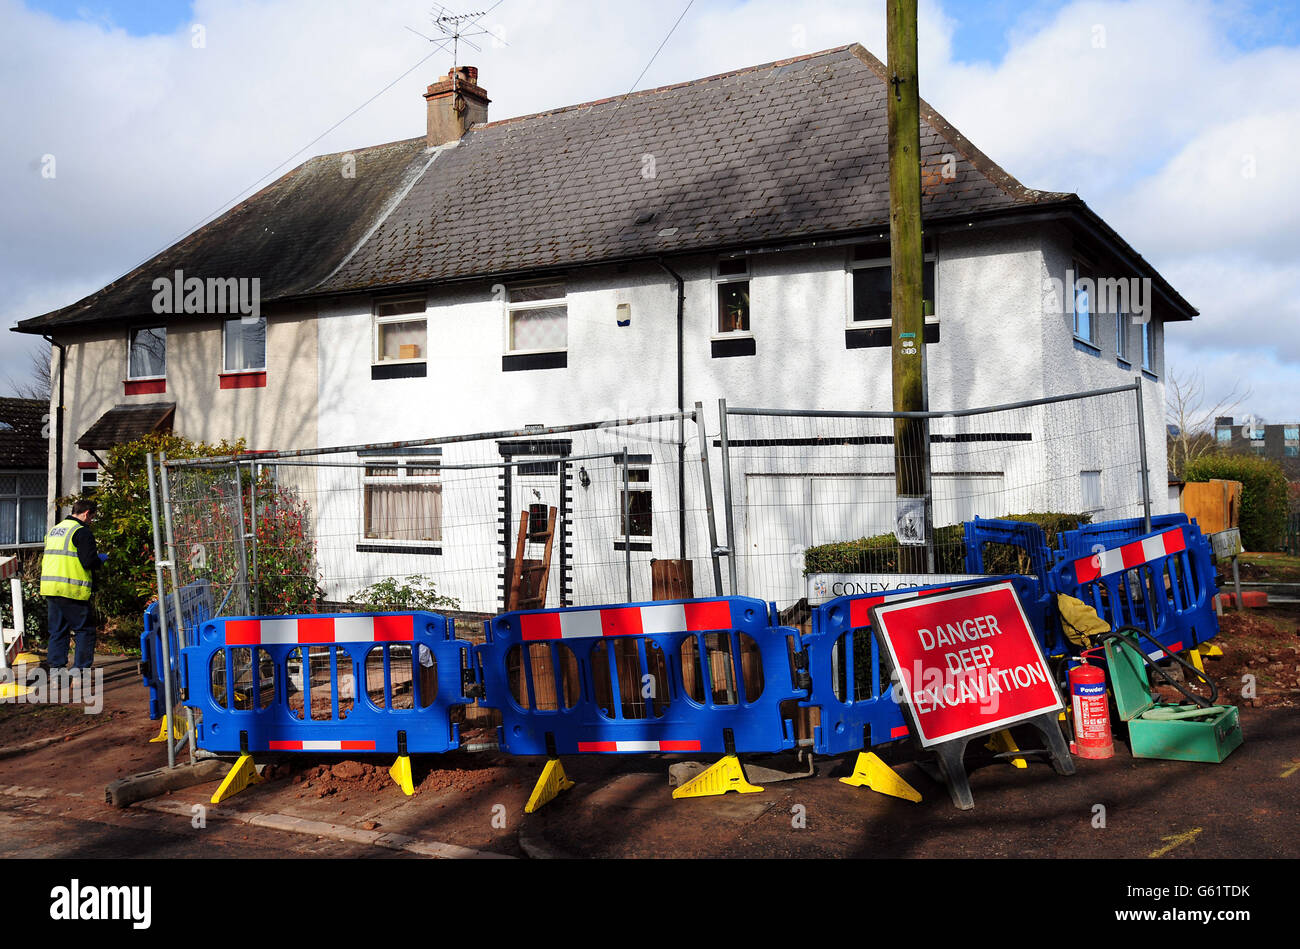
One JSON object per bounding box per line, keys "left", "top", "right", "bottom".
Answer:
{"left": 1068, "top": 648, "right": 1114, "bottom": 759}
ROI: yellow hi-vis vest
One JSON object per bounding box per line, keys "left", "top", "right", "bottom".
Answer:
{"left": 40, "top": 517, "right": 93, "bottom": 600}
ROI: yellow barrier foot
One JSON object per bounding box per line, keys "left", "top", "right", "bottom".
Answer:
{"left": 1187, "top": 648, "right": 1206, "bottom": 675}
{"left": 525, "top": 758, "right": 574, "bottom": 814}
{"left": 1203, "top": 643, "right": 1224, "bottom": 658}
{"left": 672, "top": 754, "right": 763, "bottom": 799}
{"left": 13, "top": 653, "right": 41, "bottom": 666}
{"left": 389, "top": 755, "right": 415, "bottom": 796}
{"left": 839, "top": 751, "right": 922, "bottom": 802}
{"left": 985, "top": 729, "right": 1028, "bottom": 769}
{"left": 149, "top": 717, "right": 188, "bottom": 743}
{"left": 210, "top": 753, "right": 261, "bottom": 804}
{"left": 0, "top": 680, "right": 32, "bottom": 699}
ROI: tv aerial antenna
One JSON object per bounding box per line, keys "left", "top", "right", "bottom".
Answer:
{"left": 404, "top": 4, "right": 505, "bottom": 98}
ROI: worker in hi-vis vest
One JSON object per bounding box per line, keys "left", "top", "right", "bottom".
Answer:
{"left": 39, "top": 498, "right": 107, "bottom": 671}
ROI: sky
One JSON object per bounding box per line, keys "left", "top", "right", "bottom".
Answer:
{"left": 3, "top": 0, "right": 1298, "bottom": 427}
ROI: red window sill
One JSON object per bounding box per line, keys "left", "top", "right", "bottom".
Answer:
{"left": 124, "top": 378, "right": 166, "bottom": 395}
{"left": 219, "top": 371, "right": 267, "bottom": 389}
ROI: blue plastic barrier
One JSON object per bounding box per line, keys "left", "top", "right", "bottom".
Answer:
{"left": 180, "top": 611, "right": 473, "bottom": 755}
{"left": 962, "top": 519, "right": 1061, "bottom": 653}
{"left": 475, "top": 597, "right": 805, "bottom": 756}
{"left": 1053, "top": 513, "right": 1191, "bottom": 563}
{"left": 141, "top": 580, "right": 214, "bottom": 721}
{"left": 800, "top": 575, "right": 1046, "bottom": 754}
{"left": 1048, "top": 522, "right": 1219, "bottom": 656}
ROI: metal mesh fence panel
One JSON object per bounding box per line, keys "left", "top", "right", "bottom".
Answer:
{"left": 162, "top": 413, "right": 719, "bottom": 619}
{"left": 721, "top": 388, "right": 1148, "bottom": 607}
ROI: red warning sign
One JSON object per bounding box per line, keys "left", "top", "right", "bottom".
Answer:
{"left": 870, "top": 580, "right": 1063, "bottom": 747}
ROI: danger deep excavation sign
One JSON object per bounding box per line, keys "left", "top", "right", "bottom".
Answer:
{"left": 871, "top": 581, "right": 1063, "bottom": 748}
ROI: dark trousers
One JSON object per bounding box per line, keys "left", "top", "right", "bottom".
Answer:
{"left": 46, "top": 596, "right": 96, "bottom": 669}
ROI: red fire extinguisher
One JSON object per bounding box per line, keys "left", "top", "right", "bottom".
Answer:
{"left": 1068, "top": 648, "right": 1114, "bottom": 759}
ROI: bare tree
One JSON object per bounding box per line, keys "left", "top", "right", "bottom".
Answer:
{"left": 3, "top": 339, "right": 52, "bottom": 402}
{"left": 1166, "top": 367, "right": 1250, "bottom": 478}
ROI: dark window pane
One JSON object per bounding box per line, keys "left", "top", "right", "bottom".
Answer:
{"left": 718, "top": 281, "right": 749, "bottom": 332}
{"left": 129, "top": 327, "right": 166, "bottom": 378}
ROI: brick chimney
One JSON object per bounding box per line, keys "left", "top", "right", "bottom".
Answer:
{"left": 424, "top": 66, "right": 490, "bottom": 147}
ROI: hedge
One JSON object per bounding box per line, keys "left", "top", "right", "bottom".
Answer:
{"left": 803, "top": 512, "right": 1092, "bottom": 576}
{"left": 1184, "top": 453, "right": 1290, "bottom": 551}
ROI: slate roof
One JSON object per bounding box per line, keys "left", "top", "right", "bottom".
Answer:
{"left": 77, "top": 403, "right": 176, "bottom": 451}
{"left": 15, "top": 43, "right": 1195, "bottom": 332}
{"left": 0, "top": 398, "right": 49, "bottom": 469}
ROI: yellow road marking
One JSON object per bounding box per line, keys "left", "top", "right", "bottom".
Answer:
{"left": 1149, "top": 827, "right": 1201, "bottom": 858}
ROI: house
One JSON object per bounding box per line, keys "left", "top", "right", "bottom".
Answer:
{"left": 0, "top": 398, "right": 53, "bottom": 551}
{"left": 13, "top": 44, "right": 1197, "bottom": 609}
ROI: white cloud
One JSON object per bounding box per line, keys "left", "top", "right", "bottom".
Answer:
{"left": 2, "top": 0, "right": 1297, "bottom": 422}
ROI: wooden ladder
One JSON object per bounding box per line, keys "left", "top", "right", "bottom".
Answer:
{"left": 507, "top": 506, "right": 557, "bottom": 611}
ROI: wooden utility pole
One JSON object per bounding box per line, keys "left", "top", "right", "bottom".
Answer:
{"left": 887, "top": 0, "right": 930, "bottom": 572}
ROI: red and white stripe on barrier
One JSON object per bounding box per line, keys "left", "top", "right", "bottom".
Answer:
{"left": 0, "top": 556, "right": 18, "bottom": 581}
{"left": 268, "top": 740, "right": 377, "bottom": 751}
{"left": 848, "top": 587, "right": 951, "bottom": 628}
{"left": 577, "top": 739, "right": 702, "bottom": 752}
{"left": 1071, "top": 528, "right": 1186, "bottom": 585}
{"left": 520, "top": 600, "right": 734, "bottom": 642}
{"left": 225, "top": 615, "right": 415, "bottom": 646}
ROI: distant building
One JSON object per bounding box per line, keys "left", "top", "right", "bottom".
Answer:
{"left": 1214, "top": 416, "right": 1300, "bottom": 479}
{"left": 0, "top": 398, "right": 50, "bottom": 550}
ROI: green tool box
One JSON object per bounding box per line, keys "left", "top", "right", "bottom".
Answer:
{"left": 1103, "top": 638, "right": 1244, "bottom": 763}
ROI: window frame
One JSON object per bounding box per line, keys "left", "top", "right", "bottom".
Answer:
{"left": 127, "top": 326, "right": 167, "bottom": 381}
{"left": 360, "top": 456, "right": 443, "bottom": 548}
{"left": 372, "top": 296, "right": 429, "bottom": 366}
{"left": 618, "top": 456, "right": 653, "bottom": 539}
{"left": 503, "top": 281, "right": 568, "bottom": 356}
{"left": 1071, "top": 259, "right": 1098, "bottom": 347}
{"left": 1141, "top": 318, "right": 1157, "bottom": 374}
{"left": 713, "top": 258, "right": 753, "bottom": 338}
{"left": 0, "top": 470, "right": 47, "bottom": 549}
{"left": 222, "top": 316, "right": 267, "bottom": 373}
{"left": 1115, "top": 309, "right": 1131, "bottom": 365}
{"left": 845, "top": 245, "right": 939, "bottom": 329}
{"left": 1080, "top": 470, "right": 1103, "bottom": 513}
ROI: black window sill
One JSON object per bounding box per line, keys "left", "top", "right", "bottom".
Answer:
{"left": 711, "top": 336, "right": 756, "bottom": 358}
{"left": 372, "top": 362, "right": 427, "bottom": 380}
{"left": 613, "top": 540, "right": 653, "bottom": 552}
{"left": 846, "top": 322, "right": 939, "bottom": 349}
{"left": 1142, "top": 369, "right": 1158, "bottom": 381}
{"left": 356, "top": 543, "right": 441, "bottom": 555}
{"left": 1116, "top": 358, "right": 1132, "bottom": 369}
{"left": 1072, "top": 337, "right": 1101, "bottom": 356}
{"left": 503, "top": 351, "right": 567, "bottom": 372}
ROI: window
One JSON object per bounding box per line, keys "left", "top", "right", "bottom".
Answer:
{"left": 619, "top": 457, "right": 652, "bottom": 537}
{"left": 223, "top": 317, "right": 266, "bottom": 371}
{"left": 1141, "top": 319, "right": 1155, "bottom": 372}
{"left": 80, "top": 469, "right": 98, "bottom": 495}
{"left": 1115, "top": 310, "right": 1130, "bottom": 363}
{"left": 506, "top": 283, "right": 567, "bottom": 352}
{"left": 1073, "top": 263, "right": 1095, "bottom": 344}
{"left": 0, "top": 472, "right": 46, "bottom": 547}
{"left": 128, "top": 327, "right": 166, "bottom": 379}
{"left": 715, "top": 259, "right": 750, "bottom": 334}
{"left": 362, "top": 458, "right": 442, "bottom": 543}
{"left": 1081, "top": 470, "right": 1103, "bottom": 512}
{"left": 1216, "top": 428, "right": 1232, "bottom": 444}
{"left": 848, "top": 241, "right": 936, "bottom": 325}
{"left": 374, "top": 297, "right": 427, "bottom": 363}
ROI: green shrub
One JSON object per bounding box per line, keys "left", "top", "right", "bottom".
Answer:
{"left": 803, "top": 512, "right": 1091, "bottom": 577}
{"left": 1185, "top": 453, "right": 1290, "bottom": 551}
{"left": 346, "top": 576, "right": 460, "bottom": 612}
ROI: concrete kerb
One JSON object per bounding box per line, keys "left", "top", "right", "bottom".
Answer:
{"left": 105, "top": 759, "right": 230, "bottom": 807}
{"left": 134, "top": 798, "right": 514, "bottom": 859}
